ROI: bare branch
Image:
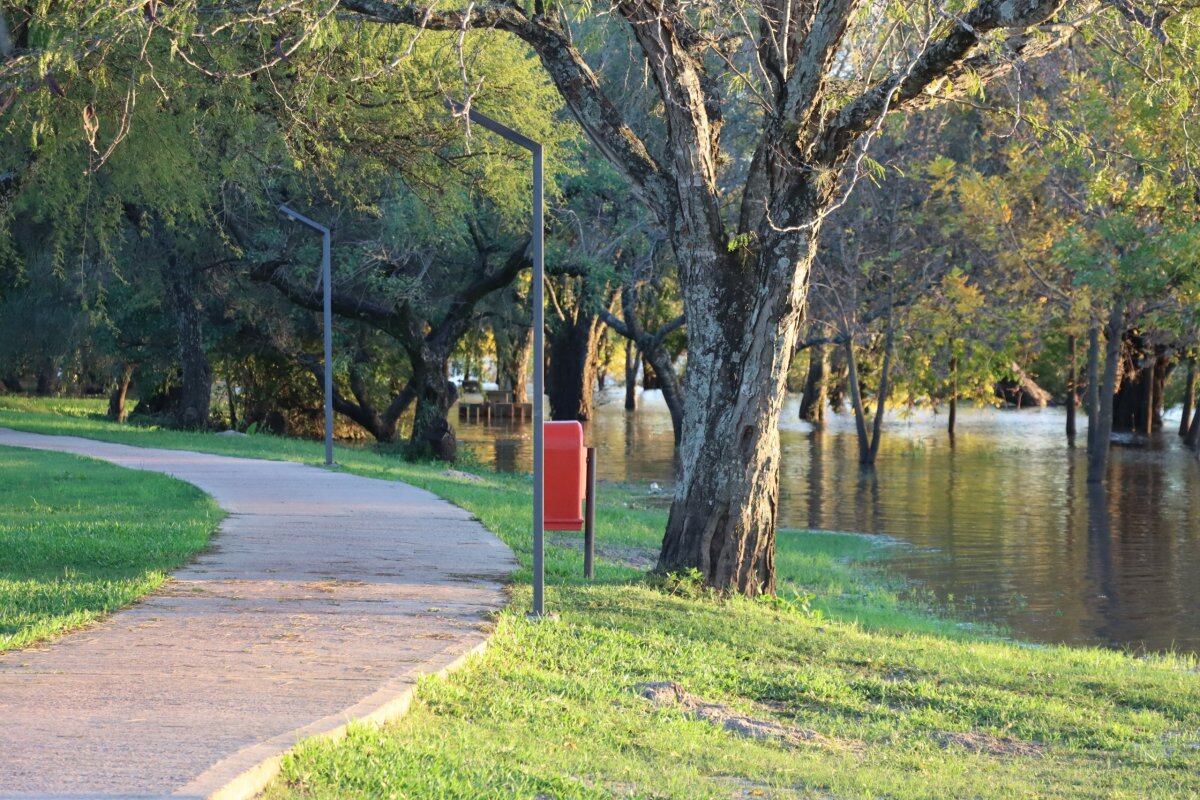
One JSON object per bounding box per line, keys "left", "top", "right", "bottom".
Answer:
{"left": 817, "top": 0, "right": 1080, "bottom": 164}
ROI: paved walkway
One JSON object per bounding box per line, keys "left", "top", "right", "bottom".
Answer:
{"left": 0, "top": 429, "right": 516, "bottom": 799}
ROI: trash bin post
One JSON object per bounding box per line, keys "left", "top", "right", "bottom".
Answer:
{"left": 584, "top": 446, "right": 596, "bottom": 579}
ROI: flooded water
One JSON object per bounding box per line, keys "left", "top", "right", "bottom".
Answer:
{"left": 451, "top": 391, "right": 1200, "bottom": 655}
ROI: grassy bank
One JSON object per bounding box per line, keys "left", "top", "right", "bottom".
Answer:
{"left": 2, "top": 396, "right": 1198, "bottom": 798}
{"left": 0, "top": 441, "right": 220, "bottom": 651}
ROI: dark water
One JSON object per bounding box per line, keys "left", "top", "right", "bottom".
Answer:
{"left": 451, "top": 392, "right": 1200, "bottom": 654}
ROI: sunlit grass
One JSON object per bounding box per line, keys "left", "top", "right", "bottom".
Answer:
{"left": 0, "top": 442, "right": 220, "bottom": 651}
{"left": 2, "top": 395, "right": 1198, "bottom": 798}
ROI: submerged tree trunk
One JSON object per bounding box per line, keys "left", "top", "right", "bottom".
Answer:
{"left": 1088, "top": 304, "right": 1125, "bottom": 484}
{"left": 948, "top": 354, "right": 959, "bottom": 438}
{"left": 1181, "top": 358, "right": 1196, "bottom": 438}
{"left": 843, "top": 316, "right": 896, "bottom": 466}
{"left": 163, "top": 259, "right": 211, "bottom": 429}
{"left": 798, "top": 342, "right": 827, "bottom": 426}
{"left": 107, "top": 364, "right": 134, "bottom": 423}
{"left": 600, "top": 286, "right": 685, "bottom": 443}
{"left": 1065, "top": 334, "right": 1077, "bottom": 446}
{"left": 1186, "top": 401, "right": 1200, "bottom": 452}
{"left": 624, "top": 339, "right": 639, "bottom": 411}
{"left": 1086, "top": 324, "right": 1100, "bottom": 454}
{"left": 494, "top": 322, "right": 532, "bottom": 405}
{"left": 1110, "top": 334, "right": 1169, "bottom": 434}
{"left": 547, "top": 311, "right": 604, "bottom": 422}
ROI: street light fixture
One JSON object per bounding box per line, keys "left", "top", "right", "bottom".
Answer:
{"left": 446, "top": 100, "right": 547, "bottom": 617}
{"left": 279, "top": 204, "right": 334, "bottom": 468}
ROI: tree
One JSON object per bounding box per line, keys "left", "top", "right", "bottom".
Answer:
{"left": 4, "top": 0, "right": 1183, "bottom": 592}
{"left": 320, "top": 0, "right": 1118, "bottom": 595}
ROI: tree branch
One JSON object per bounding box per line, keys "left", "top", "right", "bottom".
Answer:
{"left": 338, "top": 0, "right": 672, "bottom": 218}
{"left": 816, "top": 0, "right": 1076, "bottom": 164}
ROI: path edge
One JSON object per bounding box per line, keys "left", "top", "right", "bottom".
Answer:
{"left": 174, "top": 637, "right": 494, "bottom": 800}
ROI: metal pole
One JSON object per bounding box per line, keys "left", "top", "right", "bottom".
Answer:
{"left": 279, "top": 204, "right": 335, "bottom": 468}
{"left": 443, "top": 101, "right": 545, "bottom": 616}
{"left": 322, "top": 229, "right": 334, "bottom": 466}
{"left": 584, "top": 446, "right": 596, "bottom": 580}
{"left": 531, "top": 145, "right": 545, "bottom": 617}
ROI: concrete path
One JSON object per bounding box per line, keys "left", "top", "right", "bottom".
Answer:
{"left": 0, "top": 429, "right": 516, "bottom": 799}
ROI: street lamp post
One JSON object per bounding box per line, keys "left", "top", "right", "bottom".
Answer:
{"left": 447, "top": 100, "right": 546, "bottom": 617}
{"left": 279, "top": 204, "right": 334, "bottom": 468}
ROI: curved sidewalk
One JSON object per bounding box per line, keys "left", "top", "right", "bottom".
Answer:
{"left": 0, "top": 428, "right": 516, "bottom": 799}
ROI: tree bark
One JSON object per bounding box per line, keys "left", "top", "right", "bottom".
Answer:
{"left": 1088, "top": 303, "right": 1125, "bottom": 484}
{"left": 798, "top": 341, "right": 827, "bottom": 426}
{"left": 547, "top": 310, "right": 603, "bottom": 422}
{"left": 408, "top": 350, "right": 458, "bottom": 460}
{"left": 107, "top": 364, "right": 134, "bottom": 423}
{"left": 1111, "top": 336, "right": 1170, "bottom": 434}
{"left": 1065, "top": 334, "right": 1077, "bottom": 445}
{"left": 657, "top": 231, "right": 815, "bottom": 595}
{"left": 1181, "top": 358, "right": 1196, "bottom": 438}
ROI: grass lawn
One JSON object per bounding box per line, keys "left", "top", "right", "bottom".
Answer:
{"left": 2, "top": 395, "right": 1199, "bottom": 799}
{"left": 0, "top": 441, "right": 221, "bottom": 651}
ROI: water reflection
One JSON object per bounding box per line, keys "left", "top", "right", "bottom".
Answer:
{"left": 451, "top": 392, "right": 1200, "bottom": 654}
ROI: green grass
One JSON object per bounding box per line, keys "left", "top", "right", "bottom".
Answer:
{"left": 0, "top": 441, "right": 221, "bottom": 651}
{"left": 2, "top": 395, "right": 1199, "bottom": 799}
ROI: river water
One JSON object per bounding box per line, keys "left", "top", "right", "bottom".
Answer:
{"left": 451, "top": 391, "right": 1200, "bottom": 655}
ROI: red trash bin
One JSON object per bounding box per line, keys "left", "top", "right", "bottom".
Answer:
{"left": 544, "top": 421, "right": 585, "bottom": 531}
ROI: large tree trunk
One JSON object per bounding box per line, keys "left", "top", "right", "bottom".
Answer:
{"left": 107, "top": 364, "right": 134, "bottom": 423}
{"left": 35, "top": 357, "right": 58, "bottom": 396}
{"left": 547, "top": 311, "right": 603, "bottom": 422}
{"left": 1088, "top": 303, "right": 1125, "bottom": 484}
{"left": 797, "top": 342, "right": 827, "bottom": 426}
{"left": 408, "top": 351, "right": 458, "bottom": 461}
{"left": 657, "top": 231, "right": 813, "bottom": 596}
{"left": 163, "top": 260, "right": 212, "bottom": 429}
{"left": 624, "top": 339, "right": 639, "bottom": 411}
{"left": 1181, "top": 358, "right": 1196, "bottom": 438}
